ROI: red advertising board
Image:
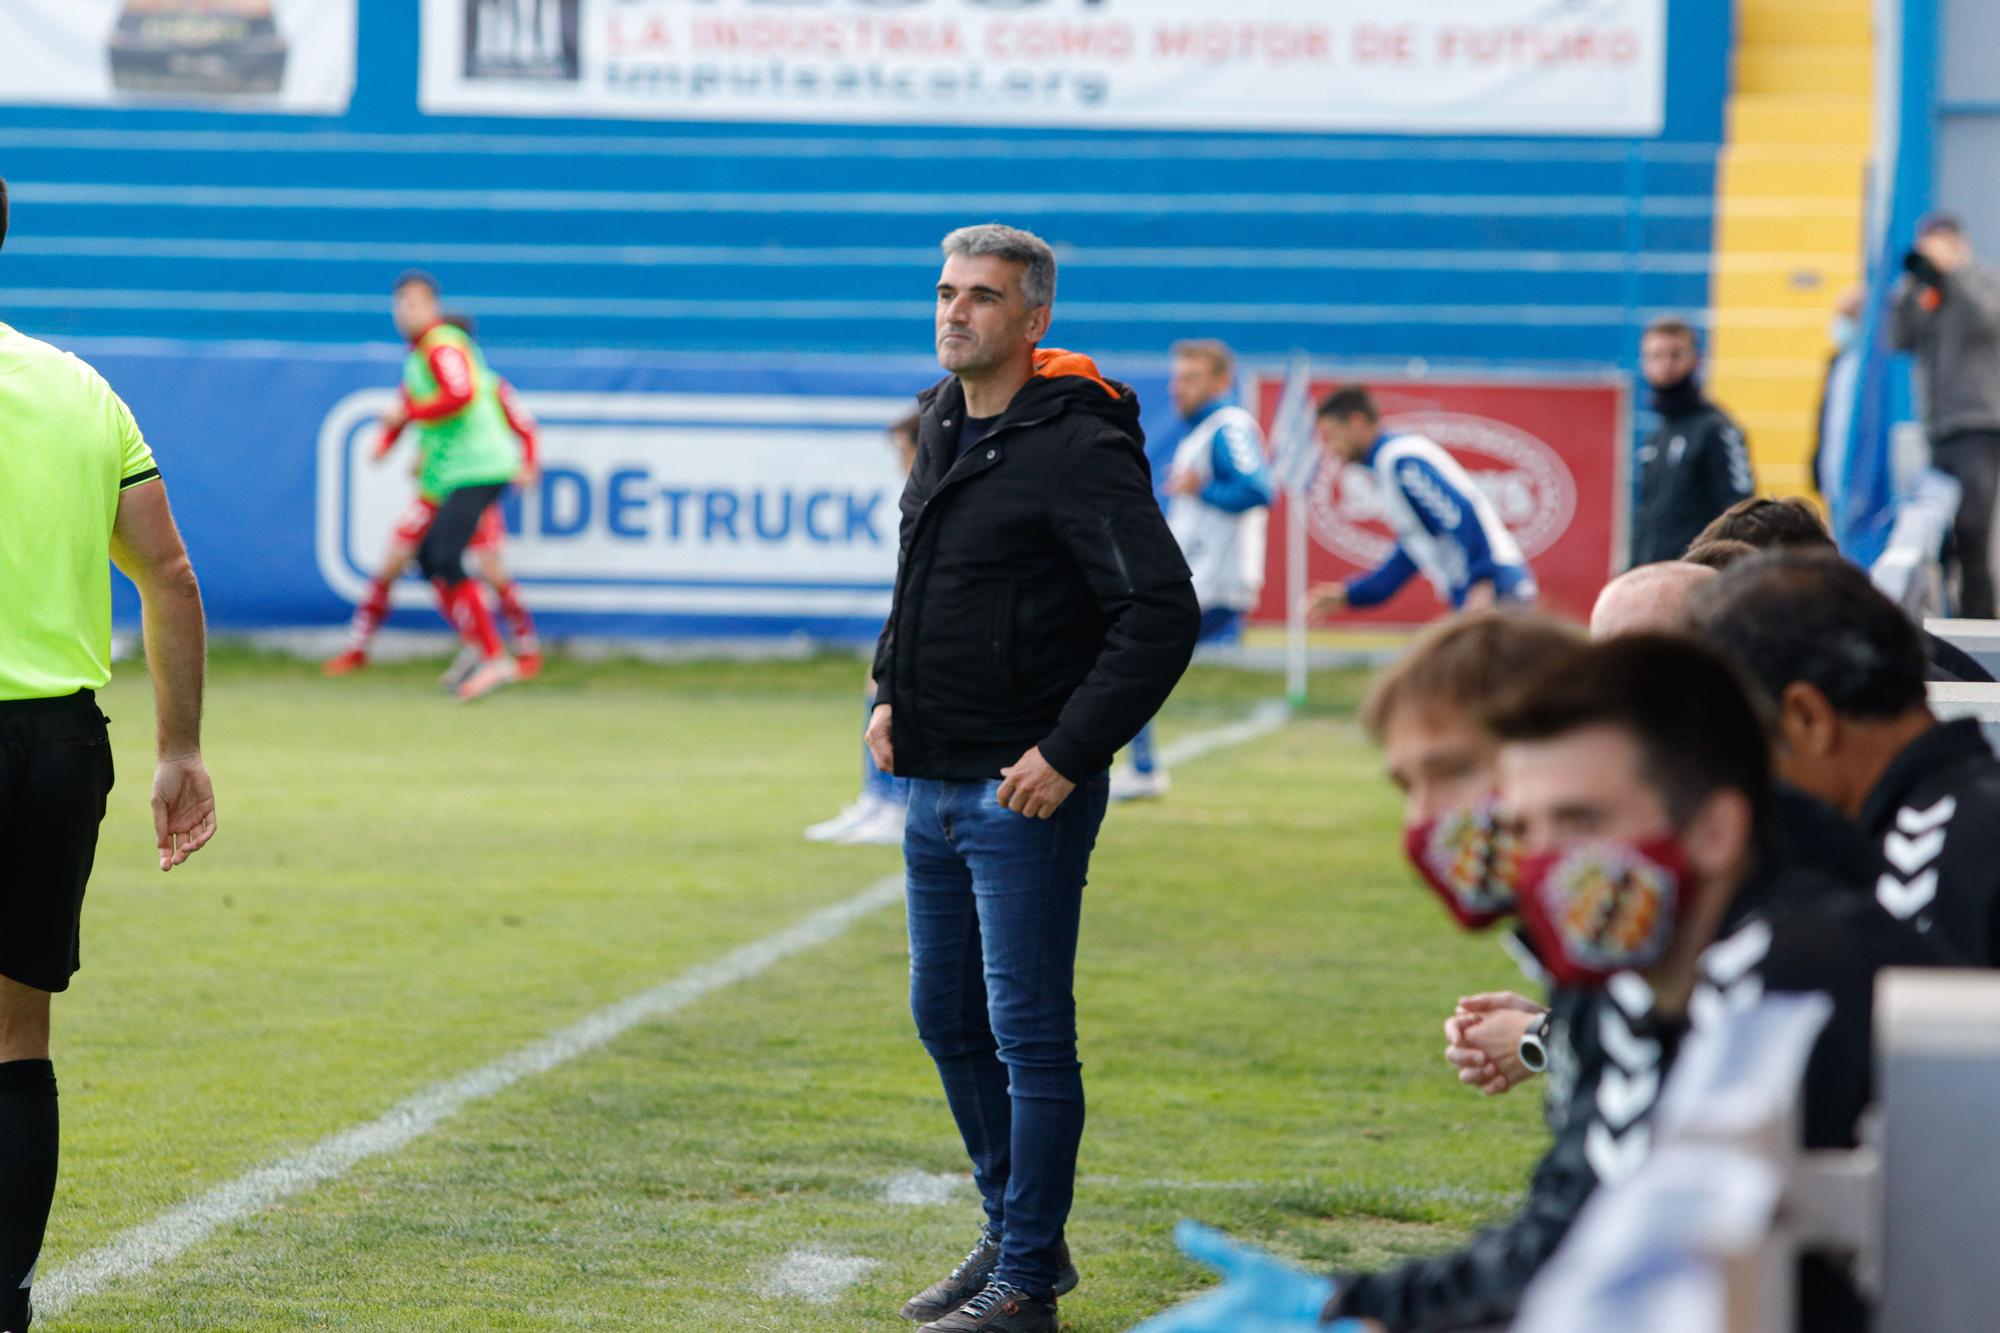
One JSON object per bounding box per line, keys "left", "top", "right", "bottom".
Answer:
{"left": 1249, "top": 376, "right": 1628, "bottom": 625}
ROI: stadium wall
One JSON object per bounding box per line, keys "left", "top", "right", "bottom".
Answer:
{"left": 0, "top": 0, "right": 1734, "bottom": 638}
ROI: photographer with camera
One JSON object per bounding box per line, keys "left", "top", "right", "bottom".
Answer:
{"left": 1891, "top": 212, "right": 2000, "bottom": 616}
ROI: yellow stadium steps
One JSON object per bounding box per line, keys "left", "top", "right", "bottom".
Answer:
{"left": 1728, "top": 95, "right": 1872, "bottom": 146}
{"left": 1711, "top": 267, "right": 1862, "bottom": 313}
{"left": 1739, "top": 3, "right": 1871, "bottom": 49}
{"left": 1715, "top": 216, "right": 1863, "bottom": 260}
{"left": 1715, "top": 148, "right": 1867, "bottom": 199}
{"left": 1735, "top": 46, "right": 1872, "bottom": 97}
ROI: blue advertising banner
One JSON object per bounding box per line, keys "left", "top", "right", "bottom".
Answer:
{"left": 87, "top": 339, "right": 1137, "bottom": 641}
{"left": 92, "top": 339, "right": 1599, "bottom": 641}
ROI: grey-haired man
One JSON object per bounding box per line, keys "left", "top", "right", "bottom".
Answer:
{"left": 868, "top": 224, "right": 1200, "bottom": 1332}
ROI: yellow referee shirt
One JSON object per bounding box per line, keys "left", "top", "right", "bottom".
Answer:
{"left": 0, "top": 323, "right": 159, "bottom": 701}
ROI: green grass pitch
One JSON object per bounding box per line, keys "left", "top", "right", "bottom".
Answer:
{"left": 36, "top": 650, "right": 1545, "bottom": 1330}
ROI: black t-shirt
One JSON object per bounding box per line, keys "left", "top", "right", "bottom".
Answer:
{"left": 954, "top": 413, "right": 999, "bottom": 462}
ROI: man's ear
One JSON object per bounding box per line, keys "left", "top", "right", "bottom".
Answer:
{"left": 1025, "top": 302, "right": 1053, "bottom": 345}
{"left": 1682, "top": 787, "right": 1755, "bottom": 885}
{"left": 1776, "top": 680, "right": 1840, "bottom": 760}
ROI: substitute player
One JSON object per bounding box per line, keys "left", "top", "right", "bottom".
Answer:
{"left": 1112, "top": 338, "right": 1272, "bottom": 800}
{"left": 367, "top": 273, "right": 524, "bottom": 702}
{"left": 325, "top": 314, "right": 540, "bottom": 685}
{"left": 1305, "top": 386, "right": 1536, "bottom": 621}
{"left": 0, "top": 175, "right": 217, "bottom": 1332}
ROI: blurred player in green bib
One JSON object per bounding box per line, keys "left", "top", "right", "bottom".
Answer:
{"left": 323, "top": 308, "right": 541, "bottom": 687}
{"left": 372, "top": 271, "right": 526, "bottom": 703}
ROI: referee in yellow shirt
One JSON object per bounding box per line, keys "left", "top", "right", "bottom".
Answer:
{"left": 0, "top": 177, "right": 216, "bottom": 1332}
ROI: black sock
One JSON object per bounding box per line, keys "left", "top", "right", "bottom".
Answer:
{"left": 0, "top": 1060, "right": 58, "bottom": 1332}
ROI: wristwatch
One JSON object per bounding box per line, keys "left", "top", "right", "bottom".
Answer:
{"left": 1518, "top": 1012, "right": 1552, "bottom": 1074}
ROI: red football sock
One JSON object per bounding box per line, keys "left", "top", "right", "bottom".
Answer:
{"left": 434, "top": 579, "right": 503, "bottom": 659}
{"left": 491, "top": 580, "right": 538, "bottom": 653}
{"left": 347, "top": 578, "right": 393, "bottom": 651}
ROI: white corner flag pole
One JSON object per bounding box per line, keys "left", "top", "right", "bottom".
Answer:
{"left": 1287, "top": 482, "right": 1308, "bottom": 707}
{"left": 1269, "top": 352, "right": 1315, "bottom": 708}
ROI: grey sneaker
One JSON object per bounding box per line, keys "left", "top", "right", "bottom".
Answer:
{"left": 900, "top": 1227, "right": 1079, "bottom": 1323}
{"left": 901, "top": 1225, "right": 1001, "bottom": 1322}
{"left": 918, "top": 1280, "right": 1057, "bottom": 1333}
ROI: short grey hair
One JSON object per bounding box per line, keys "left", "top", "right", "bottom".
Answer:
{"left": 941, "top": 223, "right": 1057, "bottom": 308}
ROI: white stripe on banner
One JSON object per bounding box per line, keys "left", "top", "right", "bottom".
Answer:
{"left": 0, "top": 127, "right": 1719, "bottom": 166}
{"left": 0, "top": 288, "right": 1638, "bottom": 327}
{"left": 4, "top": 236, "right": 1721, "bottom": 275}
{"left": 12, "top": 181, "right": 1711, "bottom": 218}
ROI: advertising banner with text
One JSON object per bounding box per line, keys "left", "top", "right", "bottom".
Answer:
{"left": 0, "top": 0, "right": 355, "bottom": 113}
{"left": 1248, "top": 376, "right": 1629, "bottom": 626}
{"left": 420, "top": 0, "right": 1664, "bottom": 135}
{"left": 85, "top": 341, "right": 965, "bottom": 641}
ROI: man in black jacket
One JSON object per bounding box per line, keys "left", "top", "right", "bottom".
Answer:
{"left": 1630, "top": 317, "right": 1755, "bottom": 567}
{"left": 1698, "top": 550, "right": 2000, "bottom": 965}
{"left": 869, "top": 223, "right": 1200, "bottom": 1333}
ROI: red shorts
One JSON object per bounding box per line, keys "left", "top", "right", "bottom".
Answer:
{"left": 392, "top": 497, "right": 507, "bottom": 556}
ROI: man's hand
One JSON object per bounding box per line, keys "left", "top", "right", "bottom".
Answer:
{"left": 1460, "top": 580, "right": 1497, "bottom": 613}
{"left": 997, "top": 747, "right": 1075, "bottom": 818}
{"left": 152, "top": 753, "right": 216, "bottom": 872}
{"left": 1302, "top": 582, "right": 1348, "bottom": 620}
{"left": 1166, "top": 466, "right": 1204, "bottom": 498}
{"left": 865, "top": 704, "right": 894, "bottom": 774}
{"left": 514, "top": 462, "right": 540, "bottom": 491}
{"left": 1444, "top": 992, "right": 1546, "bottom": 1096}
{"left": 1917, "top": 231, "right": 1970, "bottom": 274}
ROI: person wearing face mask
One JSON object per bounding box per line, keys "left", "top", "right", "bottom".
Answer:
{"left": 1486, "top": 633, "right": 1941, "bottom": 1333}
{"left": 1312, "top": 611, "right": 1664, "bottom": 1333}
{"left": 1629, "top": 317, "right": 1754, "bottom": 568}
{"left": 1698, "top": 551, "right": 2000, "bottom": 965}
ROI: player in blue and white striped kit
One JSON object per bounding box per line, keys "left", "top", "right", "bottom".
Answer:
{"left": 1307, "top": 386, "right": 1537, "bottom": 621}
{"left": 1114, "top": 340, "right": 1273, "bottom": 800}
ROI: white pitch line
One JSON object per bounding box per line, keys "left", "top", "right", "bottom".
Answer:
{"left": 1155, "top": 699, "right": 1292, "bottom": 768}
{"left": 35, "top": 875, "right": 905, "bottom": 1319}
{"left": 37, "top": 704, "right": 1292, "bottom": 1320}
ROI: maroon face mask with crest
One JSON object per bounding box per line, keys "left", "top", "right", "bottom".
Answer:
{"left": 1401, "top": 798, "right": 1521, "bottom": 931}
{"left": 1513, "top": 835, "right": 1690, "bottom": 989}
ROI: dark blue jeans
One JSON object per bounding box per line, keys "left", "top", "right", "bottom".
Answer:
{"left": 904, "top": 772, "right": 1110, "bottom": 1300}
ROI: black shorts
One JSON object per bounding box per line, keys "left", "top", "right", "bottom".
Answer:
{"left": 0, "top": 690, "right": 115, "bottom": 993}
{"left": 417, "top": 481, "right": 509, "bottom": 586}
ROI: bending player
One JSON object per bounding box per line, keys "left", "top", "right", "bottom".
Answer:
{"left": 1304, "top": 386, "right": 1535, "bottom": 622}
{"left": 324, "top": 306, "right": 540, "bottom": 688}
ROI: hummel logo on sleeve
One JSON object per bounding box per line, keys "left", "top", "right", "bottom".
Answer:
{"left": 1877, "top": 796, "right": 1954, "bottom": 920}
{"left": 1689, "top": 918, "right": 1773, "bottom": 1030}
{"left": 1586, "top": 973, "right": 1666, "bottom": 1186}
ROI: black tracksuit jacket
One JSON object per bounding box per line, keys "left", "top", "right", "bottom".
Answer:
{"left": 872, "top": 353, "right": 1200, "bottom": 782}
{"left": 1858, "top": 717, "right": 2000, "bottom": 966}
{"left": 1630, "top": 387, "right": 1754, "bottom": 566}
{"left": 1323, "top": 791, "right": 1912, "bottom": 1332}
